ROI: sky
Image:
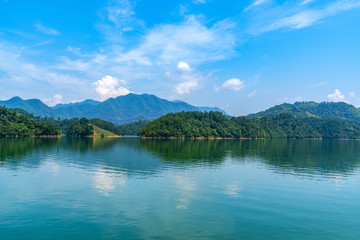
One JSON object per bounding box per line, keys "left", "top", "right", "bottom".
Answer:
{"left": 0, "top": 0, "right": 360, "bottom": 116}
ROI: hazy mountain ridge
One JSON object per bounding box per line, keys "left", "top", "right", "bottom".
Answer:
{"left": 0, "top": 94, "right": 227, "bottom": 124}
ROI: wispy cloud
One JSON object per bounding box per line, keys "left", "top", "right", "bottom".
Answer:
{"left": 301, "top": 0, "right": 315, "bottom": 5}
{"left": 115, "top": 15, "right": 236, "bottom": 66}
{"left": 244, "top": 0, "right": 268, "bottom": 12}
{"left": 46, "top": 0, "right": 360, "bottom": 100}
{"left": 1, "top": 0, "right": 360, "bottom": 103}
{"left": 246, "top": 0, "right": 360, "bottom": 35}
{"left": 308, "top": 81, "right": 328, "bottom": 88}
{"left": 278, "top": 96, "right": 303, "bottom": 103}
{"left": 97, "top": 0, "right": 145, "bottom": 43}
{"left": 0, "top": 42, "right": 86, "bottom": 99}
{"left": 67, "top": 46, "right": 81, "bottom": 55}
{"left": 34, "top": 23, "right": 60, "bottom": 35}
{"left": 248, "top": 90, "right": 259, "bottom": 98}
{"left": 193, "top": 0, "right": 211, "bottom": 4}
{"left": 41, "top": 94, "right": 63, "bottom": 106}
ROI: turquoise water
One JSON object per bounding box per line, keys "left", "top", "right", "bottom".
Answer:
{"left": 1, "top": 138, "right": 360, "bottom": 239}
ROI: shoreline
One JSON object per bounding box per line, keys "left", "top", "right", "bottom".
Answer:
{"left": 140, "top": 136, "right": 327, "bottom": 140}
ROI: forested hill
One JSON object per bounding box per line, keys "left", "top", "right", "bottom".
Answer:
{"left": 141, "top": 111, "right": 360, "bottom": 139}
{"left": 247, "top": 102, "right": 360, "bottom": 122}
{"left": 3, "top": 107, "right": 95, "bottom": 137}
{"left": 0, "top": 106, "right": 60, "bottom": 136}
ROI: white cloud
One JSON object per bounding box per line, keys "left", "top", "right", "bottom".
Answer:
{"left": 34, "top": 23, "right": 60, "bottom": 35}
{"left": 328, "top": 89, "right": 346, "bottom": 102}
{"left": 173, "top": 62, "right": 203, "bottom": 95}
{"left": 175, "top": 81, "right": 199, "bottom": 95}
{"left": 222, "top": 78, "right": 245, "bottom": 91}
{"left": 41, "top": 94, "right": 63, "bottom": 106}
{"left": 244, "top": 0, "right": 268, "bottom": 11}
{"left": 93, "top": 75, "right": 132, "bottom": 100}
{"left": 177, "top": 61, "right": 191, "bottom": 72}
{"left": 248, "top": 90, "right": 258, "bottom": 98}
{"left": 349, "top": 92, "right": 355, "bottom": 98}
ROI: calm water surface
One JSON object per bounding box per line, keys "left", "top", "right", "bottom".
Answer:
{"left": 1, "top": 138, "right": 360, "bottom": 239}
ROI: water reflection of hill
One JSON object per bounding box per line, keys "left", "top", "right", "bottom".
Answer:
{"left": 0, "top": 138, "right": 60, "bottom": 167}
{"left": 139, "top": 139, "right": 228, "bottom": 166}
{"left": 0, "top": 137, "right": 164, "bottom": 176}
{"left": 234, "top": 140, "right": 360, "bottom": 175}
{"left": 2, "top": 137, "right": 360, "bottom": 176}
{"left": 140, "top": 139, "right": 360, "bottom": 176}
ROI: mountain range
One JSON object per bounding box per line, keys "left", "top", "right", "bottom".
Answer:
{"left": 0, "top": 94, "right": 226, "bottom": 125}
{"left": 2, "top": 93, "right": 360, "bottom": 126}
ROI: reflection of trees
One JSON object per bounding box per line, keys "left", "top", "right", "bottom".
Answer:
{"left": 60, "top": 137, "right": 121, "bottom": 153}
{"left": 141, "top": 139, "right": 360, "bottom": 175}
{"left": 0, "top": 137, "right": 122, "bottom": 168}
{"left": 2, "top": 137, "right": 360, "bottom": 176}
{"left": 140, "top": 139, "right": 229, "bottom": 165}
{"left": 232, "top": 140, "right": 360, "bottom": 175}
{"left": 0, "top": 137, "right": 164, "bottom": 176}
{"left": 0, "top": 138, "right": 60, "bottom": 167}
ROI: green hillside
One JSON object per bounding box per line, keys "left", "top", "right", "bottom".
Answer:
{"left": 118, "top": 120, "right": 150, "bottom": 136}
{"left": 91, "top": 124, "right": 119, "bottom": 137}
{"left": 0, "top": 106, "right": 60, "bottom": 136}
{"left": 248, "top": 101, "right": 360, "bottom": 122}
{"left": 141, "top": 111, "right": 360, "bottom": 139}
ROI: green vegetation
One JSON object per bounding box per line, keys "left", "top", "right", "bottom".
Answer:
{"left": 118, "top": 120, "right": 149, "bottom": 136}
{"left": 90, "top": 118, "right": 149, "bottom": 136}
{"left": 92, "top": 124, "right": 118, "bottom": 137}
{"left": 1, "top": 107, "right": 96, "bottom": 137}
{"left": 248, "top": 101, "right": 360, "bottom": 121}
{"left": 141, "top": 111, "right": 360, "bottom": 139}
{"left": 0, "top": 106, "right": 60, "bottom": 136}
{"left": 64, "top": 118, "right": 94, "bottom": 136}
{"left": 89, "top": 118, "right": 121, "bottom": 135}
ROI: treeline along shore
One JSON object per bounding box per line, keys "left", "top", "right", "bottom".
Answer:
{"left": 3, "top": 101, "right": 360, "bottom": 139}
{"left": 0, "top": 106, "right": 93, "bottom": 137}
{"left": 140, "top": 111, "right": 360, "bottom": 139}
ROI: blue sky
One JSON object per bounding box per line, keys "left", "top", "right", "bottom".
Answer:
{"left": 0, "top": 0, "right": 359, "bottom": 115}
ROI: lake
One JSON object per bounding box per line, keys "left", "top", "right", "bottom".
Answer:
{"left": 1, "top": 137, "right": 359, "bottom": 239}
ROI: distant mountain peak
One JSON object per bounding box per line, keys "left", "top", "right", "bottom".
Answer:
{"left": 9, "top": 96, "right": 23, "bottom": 101}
